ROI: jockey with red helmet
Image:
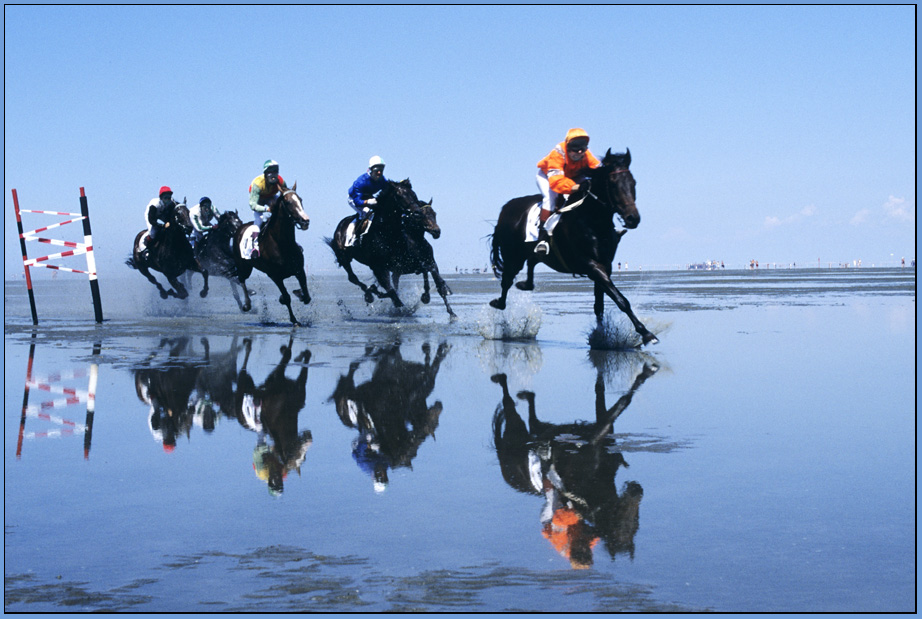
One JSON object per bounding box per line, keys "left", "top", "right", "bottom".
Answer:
{"left": 141, "top": 186, "right": 179, "bottom": 260}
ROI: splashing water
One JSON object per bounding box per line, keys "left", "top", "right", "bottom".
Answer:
{"left": 587, "top": 311, "right": 642, "bottom": 350}
{"left": 477, "top": 294, "right": 542, "bottom": 340}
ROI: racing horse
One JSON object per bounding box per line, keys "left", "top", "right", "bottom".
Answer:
{"left": 127, "top": 203, "right": 209, "bottom": 300}
{"left": 326, "top": 179, "right": 456, "bottom": 318}
{"left": 232, "top": 183, "right": 311, "bottom": 325}
{"left": 488, "top": 149, "right": 658, "bottom": 346}
{"left": 193, "top": 210, "right": 248, "bottom": 310}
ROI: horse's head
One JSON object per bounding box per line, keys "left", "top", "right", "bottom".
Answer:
{"left": 173, "top": 202, "right": 194, "bottom": 233}
{"left": 418, "top": 199, "right": 440, "bottom": 239}
{"left": 218, "top": 210, "right": 244, "bottom": 236}
{"left": 592, "top": 148, "right": 639, "bottom": 229}
{"left": 276, "top": 182, "right": 310, "bottom": 230}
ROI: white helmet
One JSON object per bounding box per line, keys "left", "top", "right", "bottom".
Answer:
{"left": 368, "top": 156, "right": 385, "bottom": 169}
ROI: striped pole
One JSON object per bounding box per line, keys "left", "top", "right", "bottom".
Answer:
{"left": 17, "top": 337, "right": 37, "bottom": 459}
{"left": 79, "top": 187, "right": 104, "bottom": 323}
{"left": 12, "top": 189, "right": 39, "bottom": 325}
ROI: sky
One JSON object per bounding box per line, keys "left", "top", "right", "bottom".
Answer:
{"left": 3, "top": 5, "right": 917, "bottom": 280}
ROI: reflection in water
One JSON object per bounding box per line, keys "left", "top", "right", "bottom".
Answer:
{"left": 491, "top": 351, "right": 659, "bottom": 569}
{"left": 234, "top": 337, "right": 312, "bottom": 497}
{"left": 132, "top": 336, "right": 313, "bottom": 496}
{"left": 17, "top": 336, "right": 100, "bottom": 460}
{"left": 330, "top": 341, "right": 449, "bottom": 492}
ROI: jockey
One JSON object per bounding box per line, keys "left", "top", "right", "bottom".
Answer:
{"left": 189, "top": 196, "right": 221, "bottom": 248}
{"left": 249, "top": 159, "right": 286, "bottom": 231}
{"left": 534, "top": 128, "right": 601, "bottom": 255}
{"left": 142, "top": 186, "right": 179, "bottom": 260}
{"left": 348, "top": 156, "right": 390, "bottom": 237}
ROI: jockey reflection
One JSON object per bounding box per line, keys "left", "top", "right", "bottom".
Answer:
{"left": 234, "top": 337, "right": 313, "bottom": 497}
{"left": 330, "top": 341, "right": 449, "bottom": 493}
{"left": 491, "top": 352, "right": 659, "bottom": 569}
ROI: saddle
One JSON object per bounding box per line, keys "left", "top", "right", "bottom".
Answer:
{"left": 238, "top": 224, "right": 261, "bottom": 260}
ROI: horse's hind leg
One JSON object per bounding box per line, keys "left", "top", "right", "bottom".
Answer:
{"left": 489, "top": 259, "right": 524, "bottom": 310}
{"left": 193, "top": 258, "right": 209, "bottom": 298}
{"left": 342, "top": 259, "right": 376, "bottom": 303}
{"left": 590, "top": 265, "right": 658, "bottom": 345}
{"left": 515, "top": 256, "right": 537, "bottom": 291}
{"left": 167, "top": 274, "right": 190, "bottom": 300}
{"left": 420, "top": 273, "right": 431, "bottom": 304}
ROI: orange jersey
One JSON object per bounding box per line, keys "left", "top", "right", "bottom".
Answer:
{"left": 537, "top": 128, "right": 601, "bottom": 195}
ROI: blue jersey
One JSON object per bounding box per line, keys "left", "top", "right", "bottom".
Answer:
{"left": 348, "top": 172, "right": 390, "bottom": 208}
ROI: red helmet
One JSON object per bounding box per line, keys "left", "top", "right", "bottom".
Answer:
{"left": 159, "top": 186, "right": 173, "bottom": 196}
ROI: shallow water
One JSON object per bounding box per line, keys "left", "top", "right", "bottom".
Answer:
{"left": 4, "top": 267, "right": 916, "bottom": 612}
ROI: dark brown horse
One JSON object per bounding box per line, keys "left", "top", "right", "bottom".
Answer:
{"left": 194, "top": 210, "right": 247, "bottom": 310}
{"left": 491, "top": 353, "right": 658, "bottom": 567}
{"left": 232, "top": 184, "right": 311, "bottom": 325}
{"left": 329, "top": 341, "right": 449, "bottom": 489}
{"left": 489, "top": 149, "right": 657, "bottom": 346}
{"left": 127, "top": 203, "right": 209, "bottom": 300}
{"left": 326, "top": 180, "right": 456, "bottom": 319}
{"left": 233, "top": 336, "right": 313, "bottom": 495}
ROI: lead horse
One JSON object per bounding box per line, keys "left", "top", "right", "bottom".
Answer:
{"left": 127, "top": 203, "right": 209, "bottom": 300}
{"left": 489, "top": 149, "right": 658, "bottom": 346}
{"left": 233, "top": 184, "right": 311, "bottom": 325}
{"left": 326, "top": 179, "right": 456, "bottom": 318}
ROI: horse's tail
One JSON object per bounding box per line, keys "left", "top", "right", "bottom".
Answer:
{"left": 489, "top": 230, "right": 504, "bottom": 277}
{"left": 324, "top": 236, "right": 345, "bottom": 266}
{"left": 126, "top": 255, "right": 138, "bottom": 270}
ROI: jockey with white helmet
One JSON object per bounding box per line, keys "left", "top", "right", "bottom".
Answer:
{"left": 347, "top": 156, "right": 390, "bottom": 237}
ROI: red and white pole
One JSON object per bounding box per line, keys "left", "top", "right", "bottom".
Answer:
{"left": 12, "top": 189, "right": 39, "bottom": 325}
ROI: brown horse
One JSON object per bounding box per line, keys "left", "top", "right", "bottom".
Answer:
{"left": 127, "top": 203, "right": 209, "bottom": 300}
{"left": 194, "top": 210, "right": 247, "bottom": 310}
{"left": 489, "top": 149, "right": 657, "bottom": 346}
{"left": 232, "top": 184, "right": 311, "bottom": 325}
{"left": 326, "top": 180, "right": 456, "bottom": 318}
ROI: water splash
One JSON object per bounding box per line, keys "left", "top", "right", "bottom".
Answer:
{"left": 586, "top": 311, "right": 642, "bottom": 350}
{"left": 477, "top": 294, "right": 542, "bottom": 340}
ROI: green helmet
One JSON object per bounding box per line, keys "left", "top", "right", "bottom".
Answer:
{"left": 263, "top": 159, "right": 279, "bottom": 171}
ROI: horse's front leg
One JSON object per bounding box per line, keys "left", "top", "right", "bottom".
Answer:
{"left": 293, "top": 266, "right": 311, "bottom": 305}
{"left": 138, "top": 264, "right": 173, "bottom": 299}
{"left": 427, "top": 264, "right": 457, "bottom": 320}
{"left": 270, "top": 276, "right": 300, "bottom": 326}
{"left": 167, "top": 273, "right": 189, "bottom": 300}
{"left": 193, "top": 258, "right": 209, "bottom": 298}
{"left": 420, "top": 273, "right": 431, "bottom": 304}
{"left": 588, "top": 263, "right": 658, "bottom": 345}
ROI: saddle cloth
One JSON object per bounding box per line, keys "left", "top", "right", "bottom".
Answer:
{"left": 524, "top": 202, "right": 562, "bottom": 243}
{"left": 238, "top": 224, "right": 260, "bottom": 260}
{"left": 137, "top": 234, "right": 150, "bottom": 253}
{"left": 344, "top": 220, "right": 358, "bottom": 248}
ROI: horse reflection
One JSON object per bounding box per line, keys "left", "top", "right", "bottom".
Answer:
{"left": 133, "top": 337, "right": 209, "bottom": 452}
{"left": 491, "top": 353, "right": 658, "bottom": 569}
{"left": 234, "top": 337, "right": 313, "bottom": 496}
{"left": 330, "top": 341, "right": 449, "bottom": 492}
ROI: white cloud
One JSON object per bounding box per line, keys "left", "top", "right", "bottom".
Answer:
{"left": 850, "top": 208, "right": 871, "bottom": 226}
{"left": 882, "top": 195, "right": 914, "bottom": 222}
{"left": 764, "top": 204, "right": 815, "bottom": 229}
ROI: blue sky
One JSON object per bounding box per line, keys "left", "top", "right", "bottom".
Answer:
{"left": 4, "top": 5, "right": 916, "bottom": 278}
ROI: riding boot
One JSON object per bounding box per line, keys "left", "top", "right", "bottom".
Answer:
{"left": 535, "top": 229, "right": 550, "bottom": 256}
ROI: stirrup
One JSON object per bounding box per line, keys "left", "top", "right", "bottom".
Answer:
{"left": 535, "top": 240, "right": 550, "bottom": 255}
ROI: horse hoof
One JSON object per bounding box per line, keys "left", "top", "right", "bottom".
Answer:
{"left": 242, "top": 303, "right": 251, "bottom": 312}
{"left": 200, "top": 290, "right": 208, "bottom": 298}
{"left": 421, "top": 293, "right": 431, "bottom": 304}
{"left": 160, "top": 290, "right": 169, "bottom": 299}
{"left": 515, "top": 281, "right": 534, "bottom": 291}
{"left": 643, "top": 333, "right": 660, "bottom": 346}
{"left": 489, "top": 299, "right": 505, "bottom": 310}
{"left": 364, "top": 292, "right": 374, "bottom": 303}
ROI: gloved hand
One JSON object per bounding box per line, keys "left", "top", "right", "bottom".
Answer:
{"left": 365, "top": 198, "right": 377, "bottom": 206}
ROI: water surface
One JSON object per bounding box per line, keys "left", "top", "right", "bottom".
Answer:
{"left": 4, "top": 267, "right": 916, "bottom": 612}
